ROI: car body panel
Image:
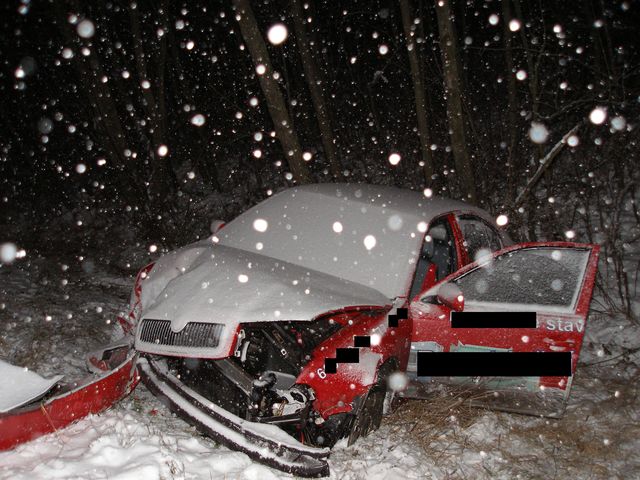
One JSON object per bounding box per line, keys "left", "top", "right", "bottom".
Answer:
{"left": 296, "top": 304, "right": 411, "bottom": 417}
{"left": 0, "top": 345, "right": 138, "bottom": 452}
{"left": 128, "top": 185, "right": 598, "bottom": 458}
{"left": 407, "top": 242, "right": 599, "bottom": 416}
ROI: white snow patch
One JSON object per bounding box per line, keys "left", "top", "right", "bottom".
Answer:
{"left": 0, "top": 361, "right": 63, "bottom": 413}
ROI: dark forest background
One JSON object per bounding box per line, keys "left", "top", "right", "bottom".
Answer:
{"left": 1, "top": 0, "right": 639, "bottom": 320}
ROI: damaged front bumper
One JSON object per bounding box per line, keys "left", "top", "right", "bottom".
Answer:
{"left": 0, "top": 343, "right": 139, "bottom": 451}
{"left": 137, "top": 355, "right": 331, "bottom": 478}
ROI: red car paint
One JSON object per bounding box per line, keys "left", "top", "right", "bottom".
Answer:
{"left": 0, "top": 351, "right": 139, "bottom": 451}
{"left": 118, "top": 262, "right": 156, "bottom": 335}
{"left": 297, "top": 308, "right": 410, "bottom": 418}
{"left": 410, "top": 242, "right": 599, "bottom": 392}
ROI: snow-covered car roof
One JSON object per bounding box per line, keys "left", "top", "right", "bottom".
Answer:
{"left": 218, "top": 183, "right": 493, "bottom": 299}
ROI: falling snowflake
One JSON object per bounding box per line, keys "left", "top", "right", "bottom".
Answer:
{"left": 387, "top": 214, "right": 403, "bottom": 231}
{"left": 267, "top": 23, "right": 288, "bottom": 45}
{"left": 496, "top": 214, "right": 508, "bottom": 226}
{"left": 0, "top": 243, "right": 18, "bottom": 263}
{"left": 509, "top": 19, "right": 521, "bottom": 32}
{"left": 157, "top": 145, "right": 169, "bottom": 157}
{"left": 567, "top": 135, "right": 579, "bottom": 147}
{"left": 589, "top": 107, "right": 607, "bottom": 125}
{"left": 77, "top": 19, "right": 95, "bottom": 39}
{"left": 388, "top": 372, "right": 408, "bottom": 392}
{"left": 190, "top": 114, "right": 206, "bottom": 126}
{"left": 38, "top": 118, "right": 53, "bottom": 134}
{"left": 332, "top": 221, "right": 343, "bottom": 233}
{"left": 529, "top": 122, "right": 549, "bottom": 144}
{"left": 253, "top": 218, "right": 268, "bottom": 232}
{"left": 611, "top": 116, "right": 626, "bottom": 131}
{"left": 388, "top": 153, "right": 401, "bottom": 165}
{"left": 363, "top": 235, "right": 377, "bottom": 250}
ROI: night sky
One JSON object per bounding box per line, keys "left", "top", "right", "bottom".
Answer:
{"left": 1, "top": 0, "right": 639, "bottom": 252}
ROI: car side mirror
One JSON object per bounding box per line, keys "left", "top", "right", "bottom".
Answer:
{"left": 210, "top": 219, "right": 226, "bottom": 235}
{"left": 437, "top": 283, "right": 464, "bottom": 312}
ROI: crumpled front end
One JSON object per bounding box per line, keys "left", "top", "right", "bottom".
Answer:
{"left": 135, "top": 306, "right": 400, "bottom": 478}
{"left": 138, "top": 356, "right": 330, "bottom": 477}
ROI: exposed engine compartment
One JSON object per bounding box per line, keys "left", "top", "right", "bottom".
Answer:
{"left": 166, "top": 318, "right": 350, "bottom": 447}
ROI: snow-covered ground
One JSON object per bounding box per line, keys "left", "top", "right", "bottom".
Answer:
{"left": 1, "top": 254, "right": 638, "bottom": 479}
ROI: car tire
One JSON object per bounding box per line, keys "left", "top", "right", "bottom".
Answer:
{"left": 347, "top": 359, "right": 397, "bottom": 446}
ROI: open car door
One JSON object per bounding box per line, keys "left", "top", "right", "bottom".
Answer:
{"left": 407, "top": 242, "right": 599, "bottom": 417}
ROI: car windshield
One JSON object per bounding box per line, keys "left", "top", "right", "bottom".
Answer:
{"left": 452, "top": 247, "right": 590, "bottom": 312}
{"left": 218, "top": 184, "right": 442, "bottom": 298}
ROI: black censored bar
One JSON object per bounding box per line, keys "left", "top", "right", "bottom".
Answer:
{"left": 451, "top": 311, "right": 537, "bottom": 329}
{"left": 335, "top": 348, "right": 359, "bottom": 363}
{"left": 324, "top": 358, "right": 337, "bottom": 374}
{"left": 417, "top": 352, "right": 572, "bottom": 377}
{"left": 353, "top": 336, "right": 371, "bottom": 348}
{"left": 388, "top": 307, "right": 408, "bottom": 327}
{"left": 325, "top": 348, "right": 360, "bottom": 374}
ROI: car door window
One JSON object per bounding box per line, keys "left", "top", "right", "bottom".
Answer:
{"left": 457, "top": 215, "right": 502, "bottom": 263}
{"left": 453, "top": 247, "right": 591, "bottom": 311}
{"left": 409, "top": 217, "right": 457, "bottom": 299}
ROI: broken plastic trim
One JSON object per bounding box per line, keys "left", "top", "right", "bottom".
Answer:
{"left": 138, "top": 356, "right": 330, "bottom": 478}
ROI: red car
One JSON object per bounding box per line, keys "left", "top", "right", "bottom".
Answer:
{"left": 0, "top": 183, "right": 599, "bottom": 478}
{"left": 129, "top": 184, "right": 598, "bottom": 476}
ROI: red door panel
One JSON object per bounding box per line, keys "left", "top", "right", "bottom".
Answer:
{"left": 407, "top": 242, "right": 599, "bottom": 417}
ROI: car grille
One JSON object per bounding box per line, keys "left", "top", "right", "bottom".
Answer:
{"left": 139, "top": 319, "right": 224, "bottom": 348}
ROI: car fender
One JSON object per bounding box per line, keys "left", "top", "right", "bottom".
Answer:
{"left": 297, "top": 307, "right": 411, "bottom": 418}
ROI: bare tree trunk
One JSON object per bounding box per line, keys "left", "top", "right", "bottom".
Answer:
{"left": 290, "top": 0, "right": 341, "bottom": 178}
{"left": 233, "top": 0, "right": 311, "bottom": 184}
{"left": 512, "top": 0, "right": 538, "bottom": 118}
{"left": 434, "top": 0, "right": 477, "bottom": 203}
{"left": 166, "top": 28, "right": 221, "bottom": 190}
{"left": 399, "top": 0, "right": 435, "bottom": 187}
{"left": 130, "top": 3, "right": 176, "bottom": 205}
{"left": 54, "top": 2, "right": 140, "bottom": 205}
{"left": 502, "top": 0, "right": 518, "bottom": 203}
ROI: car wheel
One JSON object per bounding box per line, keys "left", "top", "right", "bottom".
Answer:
{"left": 347, "top": 378, "right": 386, "bottom": 446}
{"left": 347, "top": 360, "right": 397, "bottom": 446}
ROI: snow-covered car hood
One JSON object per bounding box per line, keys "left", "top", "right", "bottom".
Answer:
{"left": 135, "top": 241, "right": 390, "bottom": 357}
{"left": 142, "top": 242, "right": 389, "bottom": 329}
